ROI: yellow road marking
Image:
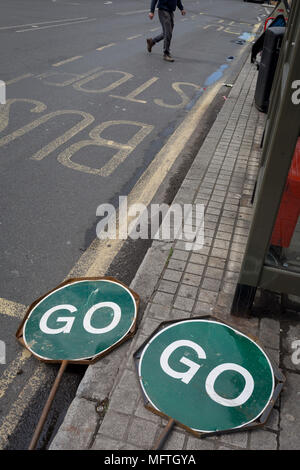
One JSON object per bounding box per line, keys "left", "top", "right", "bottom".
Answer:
{"left": 57, "top": 120, "right": 154, "bottom": 177}
{"left": 52, "top": 56, "right": 82, "bottom": 67}
{"left": 6, "top": 74, "right": 33, "bottom": 86}
{"left": 16, "top": 18, "right": 96, "bottom": 33}
{"left": 0, "top": 298, "right": 27, "bottom": 319}
{"left": 110, "top": 77, "right": 159, "bottom": 104}
{"left": 0, "top": 363, "right": 48, "bottom": 449}
{"left": 0, "top": 349, "right": 32, "bottom": 400}
{"left": 73, "top": 69, "right": 133, "bottom": 94}
{"left": 68, "top": 79, "right": 223, "bottom": 278}
{"left": 126, "top": 35, "right": 142, "bottom": 40}
{"left": 96, "top": 43, "right": 116, "bottom": 52}
{"left": 224, "top": 29, "right": 240, "bottom": 35}
{"left": 68, "top": 21, "right": 260, "bottom": 278}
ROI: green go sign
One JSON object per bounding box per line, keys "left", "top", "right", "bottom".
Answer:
{"left": 138, "top": 319, "right": 275, "bottom": 433}
{"left": 22, "top": 278, "right": 138, "bottom": 362}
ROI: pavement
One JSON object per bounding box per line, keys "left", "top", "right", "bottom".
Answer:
{"left": 49, "top": 53, "right": 300, "bottom": 451}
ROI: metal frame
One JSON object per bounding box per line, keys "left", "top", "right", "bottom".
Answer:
{"left": 231, "top": 0, "right": 300, "bottom": 315}
{"left": 17, "top": 276, "right": 140, "bottom": 450}
{"left": 16, "top": 276, "right": 140, "bottom": 364}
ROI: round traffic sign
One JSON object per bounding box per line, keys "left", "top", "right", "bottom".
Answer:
{"left": 23, "top": 279, "right": 137, "bottom": 361}
{"left": 138, "top": 319, "right": 274, "bottom": 433}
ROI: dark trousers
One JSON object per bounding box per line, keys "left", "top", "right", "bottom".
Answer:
{"left": 153, "top": 9, "right": 174, "bottom": 55}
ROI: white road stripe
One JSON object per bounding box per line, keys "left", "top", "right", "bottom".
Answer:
{"left": 6, "top": 74, "right": 33, "bottom": 85}
{"left": 52, "top": 56, "right": 82, "bottom": 67}
{"left": 0, "top": 17, "right": 88, "bottom": 31}
{"left": 117, "top": 9, "right": 149, "bottom": 16}
{"left": 16, "top": 18, "right": 96, "bottom": 33}
{"left": 96, "top": 43, "right": 116, "bottom": 51}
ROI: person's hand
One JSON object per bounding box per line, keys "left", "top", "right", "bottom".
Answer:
{"left": 149, "top": 12, "right": 154, "bottom": 20}
{"left": 181, "top": 10, "right": 186, "bottom": 16}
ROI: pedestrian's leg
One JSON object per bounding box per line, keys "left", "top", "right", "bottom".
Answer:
{"left": 147, "top": 11, "right": 164, "bottom": 53}
{"left": 163, "top": 11, "right": 174, "bottom": 56}
{"left": 147, "top": 10, "right": 174, "bottom": 60}
{"left": 152, "top": 10, "right": 165, "bottom": 45}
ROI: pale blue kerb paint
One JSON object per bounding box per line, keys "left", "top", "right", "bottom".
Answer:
{"left": 239, "top": 32, "right": 253, "bottom": 41}
{"left": 204, "top": 64, "right": 229, "bottom": 87}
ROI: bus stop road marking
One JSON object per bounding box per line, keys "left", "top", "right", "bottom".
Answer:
{"left": 0, "top": 17, "right": 261, "bottom": 442}
{"left": 68, "top": 79, "right": 223, "bottom": 278}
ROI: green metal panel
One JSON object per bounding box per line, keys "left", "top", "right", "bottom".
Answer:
{"left": 23, "top": 279, "right": 137, "bottom": 361}
{"left": 138, "top": 320, "right": 274, "bottom": 433}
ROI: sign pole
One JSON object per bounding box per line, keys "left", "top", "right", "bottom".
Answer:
{"left": 152, "top": 418, "right": 175, "bottom": 450}
{"left": 28, "top": 360, "right": 68, "bottom": 450}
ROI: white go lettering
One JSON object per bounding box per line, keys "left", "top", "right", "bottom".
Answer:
{"left": 160, "top": 340, "right": 206, "bottom": 384}
{"left": 39, "top": 302, "right": 121, "bottom": 335}
{"left": 160, "top": 341, "right": 255, "bottom": 407}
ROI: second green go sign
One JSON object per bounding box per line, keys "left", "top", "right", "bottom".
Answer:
{"left": 23, "top": 279, "right": 137, "bottom": 361}
{"left": 139, "top": 319, "right": 275, "bottom": 433}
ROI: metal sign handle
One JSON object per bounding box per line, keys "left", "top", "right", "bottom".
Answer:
{"left": 152, "top": 418, "right": 175, "bottom": 450}
{"left": 28, "top": 360, "right": 68, "bottom": 450}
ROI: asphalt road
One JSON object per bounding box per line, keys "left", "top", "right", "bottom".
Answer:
{"left": 0, "top": 0, "right": 271, "bottom": 450}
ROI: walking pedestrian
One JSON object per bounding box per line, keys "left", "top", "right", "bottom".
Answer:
{"left": 146, "top": 0, "right": 186, "bottom": 62}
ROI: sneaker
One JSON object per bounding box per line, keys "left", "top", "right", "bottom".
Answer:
{"left": 163, "top": 54, "right": 174, "bottom": 62}
{"left": 146, "top": 38, "right": 154, "bottom": 53}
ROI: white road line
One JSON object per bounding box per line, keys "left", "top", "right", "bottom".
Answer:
{"left": 52, "top": 56, "right": 82, "bottom": 67}
{"left": 117, "top": 9, "right": 149, "bottom": 16}
{"left": 96, "top": 43, "right": 116, "bottom": 51}
{"left": 0, "top": 17, "right": 88, "bottom": 31}
{"left": 127, "top": 35, "right": 142, "bottom": 40}
{"left": 6, "top": 74, "right": 33, "bottom": 85}
{"left": 16, "top": 18, "right": 96, "bottom": 33}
